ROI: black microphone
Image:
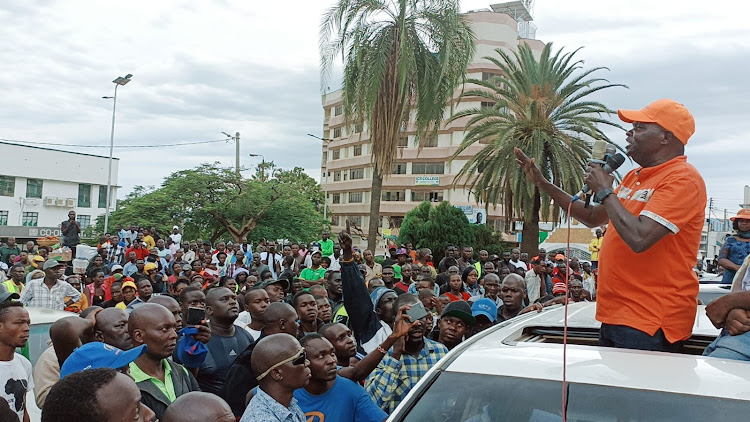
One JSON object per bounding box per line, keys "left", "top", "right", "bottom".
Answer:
{"left": 572, "top": 152, "right": 626, "bottom": 203}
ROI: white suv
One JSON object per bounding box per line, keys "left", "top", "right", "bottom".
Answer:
{"left": 388, "top": 302, "right": 750, "bottom": 421}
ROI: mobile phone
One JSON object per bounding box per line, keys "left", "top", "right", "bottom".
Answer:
{"left": 185, "top": 307, "right": 206, "bottom": 326}
{"left": 405, "top": 302, "right": 428, "bottom": 322}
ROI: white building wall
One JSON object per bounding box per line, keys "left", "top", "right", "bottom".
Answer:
{"left": 0, "top": 142, "right": 120, "bottom": 238}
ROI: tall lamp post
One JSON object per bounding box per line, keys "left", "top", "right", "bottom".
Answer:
{"left": 102, "top": 73, "right": 132, "bottom": 234}
{"left": 307, "top": 134, "right": 333, "bottom": 222}
{"left": 248, "top": 154, "right": 266, "bottom": 183}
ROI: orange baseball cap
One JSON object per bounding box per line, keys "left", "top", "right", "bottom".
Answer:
{"left": 730, "top": 209, "right": 750, "bottom": 222}
{"left": 617, "top": 99, "right": 695, "bottom": 145}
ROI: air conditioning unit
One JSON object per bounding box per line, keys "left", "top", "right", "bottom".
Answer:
{"left": 66, "top": 198, "right": 76, "bottom": 207}
{"left": 45, "top": 197, "right": 56, "bottom": 206}
{"left": 55, "top": 198, "right": 66, "bottom": 207}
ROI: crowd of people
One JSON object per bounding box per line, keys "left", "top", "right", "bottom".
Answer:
{"left": 0, "top": 220, "right": 611, "bottom": 422}
{"left": 0, "top": 183, "right": 749, "bottom": 420}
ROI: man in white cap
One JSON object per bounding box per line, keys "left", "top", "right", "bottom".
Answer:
{"left": 170, "top": 226, "right": 182, "bottom": 248}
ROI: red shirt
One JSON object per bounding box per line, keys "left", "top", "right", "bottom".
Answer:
{"left": 445, "top": 292, "right": 471, "bottom": 302}
{"left": 597, "top": 156, "right": 706, "bottom": 342}
{"left": 125, "top": 246, "right": 149, "bottom": 261}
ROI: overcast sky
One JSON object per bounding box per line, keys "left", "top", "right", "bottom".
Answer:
{"left": 1, "top": 0, "right": 747, "bottom": 216}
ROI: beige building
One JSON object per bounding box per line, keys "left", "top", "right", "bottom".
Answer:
{"left": 319, "top": 3, "right": 545, "bottom": 248}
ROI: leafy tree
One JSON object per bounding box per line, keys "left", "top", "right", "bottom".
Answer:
{"left": 96, "top": 163, "right": 325, "bottom": 243}
{"left": 320, "top": 0, "right": 476, "bottom": 251}
{"left": 398, "top": 201, "right": 475, "bottom": 257}
{"left": 449, "top": 43, "right": 625, "bottom": 253}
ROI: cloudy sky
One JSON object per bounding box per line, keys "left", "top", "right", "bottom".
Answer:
{"left": 1, "top": 0, "right": 747, "bottom": 216}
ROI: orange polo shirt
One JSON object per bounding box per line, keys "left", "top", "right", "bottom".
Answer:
{"left": 597, "top": 155, "right": 706, "bottom": 343}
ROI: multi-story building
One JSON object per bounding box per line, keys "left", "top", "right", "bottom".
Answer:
{"left": 0, "top": 141, "right": 119, "bottom": 240}
{"left": 319, "top": 4, "right": 545, "bottom": 248}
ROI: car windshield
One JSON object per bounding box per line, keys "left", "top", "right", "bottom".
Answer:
{"left": 400, "top": 372, "right": 748, "bottom": 421}
{"left": 18, "top": 323, "right": 53, "bottom": 366}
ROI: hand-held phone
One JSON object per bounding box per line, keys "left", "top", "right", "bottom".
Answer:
{"left": 185, "top": 307, "right": 206, "bottom": 326}
{"left": 405, "top": 302, "right": 429, "bottom": 322}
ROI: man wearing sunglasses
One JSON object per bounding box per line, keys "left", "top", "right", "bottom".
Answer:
{"left": 240, "top": 333, "right": 310, "bottom": 422}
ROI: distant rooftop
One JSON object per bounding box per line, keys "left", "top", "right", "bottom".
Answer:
{"left": 1, "top": 140, "right": 119, "bottom": 160}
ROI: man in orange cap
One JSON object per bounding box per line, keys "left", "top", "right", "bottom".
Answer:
{"left": 515, "top": 99, "right": 706, "bottom": 352}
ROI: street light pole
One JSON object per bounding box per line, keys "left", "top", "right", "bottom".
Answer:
{"left": 103, "top": 73, "right": 132, "bottom": 235}
{"left": 248, "top": 154, "right": 266, "bottom": 183}
{"left": 307, "top": 134, "right": 333, "bottom": 222}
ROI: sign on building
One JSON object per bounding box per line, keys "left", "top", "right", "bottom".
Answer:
{"left": 415, "top": 176, "right": 440, "bottom": 186}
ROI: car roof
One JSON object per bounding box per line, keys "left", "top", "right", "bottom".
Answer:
{"left": 25, "top": 307, "right": 77, "bottom": 325}
{"left": 437, "top": 302, "right": 750, "bottom": 400}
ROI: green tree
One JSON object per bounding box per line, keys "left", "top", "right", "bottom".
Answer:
{"left": 398, "top": 201, "right": 475, "bottom": 257}
{"left": 449, "top": 43, "right": 625, "bottom": 254}
{"left": 96, "top": 163, "right": 325, "bottom": 243}
{"left": 320, "top": 0, "right": 476, "bottom": 251}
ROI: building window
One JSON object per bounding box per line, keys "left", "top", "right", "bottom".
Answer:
{"left": 26, "top": 179, "right": 43, "bottom": 198}
{"left": 334, "top": 105, "right": 343, "bottom": 116}
{"left": 482, "top": 72, "right": 501, "bottom": 81}
{"left": 355, "top": 123, "right": 363, "bottom": 133}
{"left": 76, "top": 215, "right": 91, "bottom": 229}
{"left": 382, "top": 191, "right": 406, "bottom": 201}
{"left": 481, "top": 101, "right": 495, "bottom": 109}
{"left": 397, "top": 137, "right": 408, "bottom": 148}
{"left": 349, "top": 216, "right": 363, "bottom": 226}
{"left": 322, "top": 151, "right": 328, "bottom": 162}
{"left": 412, "top": 162, "right": 444, "bottom": 174}
{"left": 330, "top": 215, "right": 340, "bottom": 226}
{"left": 353, "top": 144, "right": 362, "bottom": 156}
{"left": 392, "top": 163, "right": 407, "bottom": 175}
{"left": 332, "top": 149, "right": 340, "bottom": 160}
{"left": 390, "top": 216, "right": 403, "bottom": 228}
{"left": 350, "top": 168, "right": 364, "bottom": 180}
{"left": 98, "top": 186, "right": 109, "bottom": 208}
{"left": 333, "top": 127, "right": 342, "bottom": 138}
{"left": 412, "top": 191, "right": 444, "bottom": 202}
{"left": 333, "top": 171, "right": 341, "bottom": 182}
{"left": 0, "top": 211, "right": 7, "bottom": 226}
{"left": 22, "top": 212, "right": 38, "bottom": 226}
{"left": 421, "top": 136, "right": 438, "bottom": 147}
{"left": 332, "top": 193, "right": 341, "bottom": 204}
{"left": 0, "top": 176, "right": 14, "bottom": 197}
{"left": 78, "top": 184, "right": 92, "bottom": 207}
{"left": 348, "top": 192, "right": 363, "bottom": 203}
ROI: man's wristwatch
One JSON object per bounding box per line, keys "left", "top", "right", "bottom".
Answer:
{"left": 594, "top": 188, "right": 615, "bottom": 203}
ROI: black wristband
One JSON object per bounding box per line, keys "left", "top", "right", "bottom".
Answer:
{"left": 594, "top": 188, "right": 615, "bottom": 203}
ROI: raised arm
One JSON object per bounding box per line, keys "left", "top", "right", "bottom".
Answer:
{"left": 339, "top": 231, "right": 381, "bottom": 345}
{"left": 515, "top": 148, "right": 609, "bottom": 228}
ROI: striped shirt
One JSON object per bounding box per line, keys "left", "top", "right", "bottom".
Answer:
{"left": 19, "top": 278, "right": 81, "bottom": 310}
{"left": 365, "top": 338, "right": 448, "bottom": 413}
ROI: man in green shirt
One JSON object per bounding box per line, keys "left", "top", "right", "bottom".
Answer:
{"left": 319, "top": 231, "right": 334, "bottom": 258}
{"left": 128, "top": 303, "right": 201, "bottom": 420}
{"left": 300, "top": 251, "right": 326, "bottom": 286}
{"left": 0, "top": 236, "right": 21, "bottom": 264}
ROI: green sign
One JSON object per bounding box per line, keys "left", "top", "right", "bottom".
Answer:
{"left": 415, "top": 176, "right": 440, "bottom": 186}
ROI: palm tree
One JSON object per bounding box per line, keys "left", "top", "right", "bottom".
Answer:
{"left": 320, "top": 0, "right": 475, "bottom": 251}
{"left": 449, "top": 43, "right": 625, "bottom": 254}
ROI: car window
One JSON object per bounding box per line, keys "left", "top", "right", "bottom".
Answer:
{"left": 399, "top": 372, "right": 748, "bottom": 421}
{"left": 20, "top": 323, "right": 53, "bottom": 366}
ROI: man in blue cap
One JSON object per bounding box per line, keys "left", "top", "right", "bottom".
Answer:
{"left": 60, "top": 342, "right": 147, "bottom": 378}
{"left": 470, "top": 298, "right": 498, "bottom": 337}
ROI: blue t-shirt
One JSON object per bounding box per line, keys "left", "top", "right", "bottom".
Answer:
{"left": 293, "top": 376, "right": 386, "bottom": 422}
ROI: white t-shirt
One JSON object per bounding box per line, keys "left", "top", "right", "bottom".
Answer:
{"left": 233, "top": 312, "right": 262, "bottom": 341}
{"left": 0, "top": 354, "right": 34, "bottom": 422}
{"left": 169, "top": 233, "right": 182, "bottom": 245}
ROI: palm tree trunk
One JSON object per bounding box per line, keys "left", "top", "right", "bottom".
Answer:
{"left": 520, "top": 188, "right": 542, "bottom": 255}
{"left": 367, "top": 166, "right": 383, "bottom": 252}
